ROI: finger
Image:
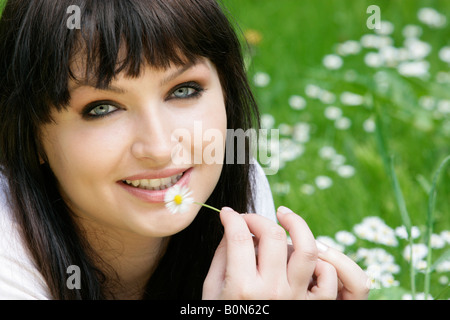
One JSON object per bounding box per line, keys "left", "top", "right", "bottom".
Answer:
{"left": 316, "top": 240, "right": 370, "bottom": 300}
{"left": 276, "top": 206, "right": 318, "bottom": 291}
{"left": 242, "top": 214, "right": 288, "bottom": 281}
{"left": 306, "top": 259, "right": 338, "bottom": 300}
{"left": 220, "top": 207, "right": 257, "bottom": 281}
{"left": 203, "top": 236, "right": 227, "bottom": 299}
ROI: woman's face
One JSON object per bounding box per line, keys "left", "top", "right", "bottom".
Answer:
{"left": 41, "top": 57, "right": 227, "bottom": 239}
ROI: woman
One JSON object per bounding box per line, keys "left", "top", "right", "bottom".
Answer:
{"left": 0, "top": 0, "right": 369, "bottom": 299}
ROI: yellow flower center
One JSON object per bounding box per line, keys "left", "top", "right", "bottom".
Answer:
{"left": 174, "top": 195, "right": 183, "bottom": 205}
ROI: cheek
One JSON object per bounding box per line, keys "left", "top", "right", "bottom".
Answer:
{"left": 41, "top": 124, "right": 126, "bottom": 188}
{"left": 171, "top": 97, "right": 227, "bottom": 166}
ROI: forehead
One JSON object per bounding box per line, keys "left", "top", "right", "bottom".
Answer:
{"left": 68, "top": 56, "right": 215, "bottom": 95}
{"left": 68, "top": 41, "right": 202, "bottom": 87}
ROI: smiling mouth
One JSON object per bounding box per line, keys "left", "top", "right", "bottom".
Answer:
{"left": 122, "top": 172, "right": 184, "bottom": 191}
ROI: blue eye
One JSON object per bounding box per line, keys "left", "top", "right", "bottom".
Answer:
{"left": 169, "top": 82, "right": 204, "bottom": 100}
{"left": 82, "top": 103, "right": 119, "bottom": 119}
{"left": 88, "top": 104, "right": 117, "bottom": 116}
{"left": 172, "top": 87, "right": 197, "bottom": 98}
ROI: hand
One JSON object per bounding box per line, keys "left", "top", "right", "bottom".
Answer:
{"left": 314, "top": 240, "right": 370, "bottom": 300}
{"left": 202, "top": 206, "right": 339, "bottom": 299}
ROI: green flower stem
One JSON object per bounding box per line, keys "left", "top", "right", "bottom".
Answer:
{"left": 194, "top": 202, "right": 221, "bottom": 213}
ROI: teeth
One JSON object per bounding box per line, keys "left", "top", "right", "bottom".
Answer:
{"left": 131, "top": 180, "right": 140, "bottom": 187}
{"left": 124, "top": 173, "right": 183, "bottom": 190}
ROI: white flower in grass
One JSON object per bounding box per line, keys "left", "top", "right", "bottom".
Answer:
{"left": 439, "top": 46, "right": 450, "bottom": 63}
{"left": 334, "top": 117, "right": 352, "bottom": 130}
{"left": 380, "top": 273, "right": 399, "bottom": 288}
{"left": 402, "top": 293, "right": 433, "bottom": 300}
{"left": 394, "top": 225, "right": 421, "bottom": 240}
{"left": 438, "top": 275, "right": 448, "bottom": 285}
{"left": 397, "top": 60, "right": 430, "bottom": 78}
{"left": 336, "top": 165, "right": 355, "bottom": 178}
{"left": 335, "top": 230, "right": 356, "bottom": 246}
{"left": 322, "top": 54, "right": 343, "bottom": 70}
{"left": 324, "top": 106, "right": 343, "bottom": 120}
{"left": 300, "top": 184, "right": 315, "bottom": 195}
{"left": 430, "top": 233, "right": 446, "bottom": 249}
{"left": 315, "top": 176, "right": 333, "bottom": 190}
{"left": 340, "top": 91, "right": 364, "bottom": 106}
{"left": 318, "top": 146, "right": 336, "bottom": 160}
{"left": 374, "top": 21, "right": 394, "bottom": 36}
{"left": 441, "top": 230, "right": 450, "bottom": 244}
{"left": 436, "top": 261, "right": 450, "bottom": 273}
{"left": 363, "top": 118, "right": 376, "bottom": 133}
{"left": 336, "top": 40, "right": 361, "bottom": 56}
{"left": 329, "top": 154, "right": 346, "bottom": 170}
{"left": 418, "top": 8, "right": 447, "bottom": 29}
{"left": 318, "top": 90, "right": 336, "bottom": 104}
{"left": 292, "top": 122, "right": 310, "bottom": 143}
{"left": 419, "top": 96, "right": 436, "bottom": 110}
{"left": 404, "top": 38, "right": 431, "bottom": 60}
{"left": 437, "top": 100, "right": 450, "bottom": 114}
{"left": 354, "top": 217, "right": 398, "bottom": 246}
{"left": 164, "top": 185, "right": 194, "bottom": 214}
{"left": 403, "top": 244, "right": 428, "bottom": 264}
{"left": 261, "top": 114, "right": 275, "bottom": 129}
{"left": 364, "top": 52, "right": 384, "bottom": 68}
{"left": 402, "top": 24, "right": 423, "bottom": 38}
{"left": 305, "top": 84, "right": 322, "bottom": 98}
{"left": 253, "top": 72, "right": 271, "bottom": 87}
{"left": 288, "top": 95, "right": 307, "bottom": 110}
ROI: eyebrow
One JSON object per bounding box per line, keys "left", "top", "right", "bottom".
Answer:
{"left": 69, "top": 59, "right": 203, "bottom": 94}
{"left": 69, "top": 82, "right": 128, "bottom": 94}
{"left": 160, "top": 59, "right": 202, "bottom": 86}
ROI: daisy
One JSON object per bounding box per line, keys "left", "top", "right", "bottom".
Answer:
{"left": 164, "top": 185, "right": 194, "bottom": 214}
{"left": 322, "top": 54, "right": 343, "bottom": 70}
{"left": 165, "top": 185, "right": 222, "bottom": 214}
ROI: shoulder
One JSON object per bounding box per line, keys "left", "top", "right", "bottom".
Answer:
{"left": 250, "top": 161, "right": 276, "bottom": 222}
{"left": 0, "top": 175, "right": 52, "bottom": 300}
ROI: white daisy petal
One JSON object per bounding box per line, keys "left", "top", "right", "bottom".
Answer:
{"left": 164, "top": 185, "right": 194, "bottom": 214}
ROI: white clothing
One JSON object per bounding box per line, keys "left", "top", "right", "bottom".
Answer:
{"left": 0, "top": 162, "right": 275, "bottom": 299}
{"left": 0, "top": 179, "right": 52, "bottom": 299}
{"left": 251, "top": 162, "right": 276, "bottom": 220}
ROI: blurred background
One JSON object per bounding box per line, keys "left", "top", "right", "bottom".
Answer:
{"left": 0, "top": 0, "right": 448, "bottom": 300}
{"left": 224, "top": 0, "right": 449, "bottom": 299}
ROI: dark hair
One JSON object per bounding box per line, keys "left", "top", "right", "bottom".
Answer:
{"left": 0, "top": 0, "right": 259, "bottom": 299}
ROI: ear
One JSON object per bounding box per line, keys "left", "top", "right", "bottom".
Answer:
{"left": 35, "top": 134, "right": 48, "bottom": 165}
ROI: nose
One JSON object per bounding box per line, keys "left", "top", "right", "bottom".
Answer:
{"left": 130, "top": 109, "right": 174, "bottom": 165}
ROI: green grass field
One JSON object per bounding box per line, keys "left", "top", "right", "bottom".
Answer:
{"left": 224, "top": 0, "right": 450, "bottom": 299}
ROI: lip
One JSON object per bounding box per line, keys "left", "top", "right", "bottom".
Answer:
{"left": 118, "top": 167, "right": 193, "bottom": 203}
{"left": 122, "top": 167, "right": 189, "bottom": 181}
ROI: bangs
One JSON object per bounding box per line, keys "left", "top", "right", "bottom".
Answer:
{"left": 12, "top": 0, "right": 234, "bottom": 113}
{"left": 69, "top": 0, "right": 202, "bottom": 90}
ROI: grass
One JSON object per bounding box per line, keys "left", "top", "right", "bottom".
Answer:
{"left": 224, "top": 0, "right": 450, "bottom": 299}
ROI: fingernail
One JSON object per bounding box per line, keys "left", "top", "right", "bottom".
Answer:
{"left": 277, "top": 206, "right": 293, "bottom": 214}
{"left": 221, "top": 206, "right": 234, "bottom": 213}
{"left": 316, "top": 240, "right": 328, "bottom": 253}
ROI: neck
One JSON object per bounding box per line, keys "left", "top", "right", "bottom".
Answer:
{"left": 76, "top": 218, "right": 169, "bottom": 299}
